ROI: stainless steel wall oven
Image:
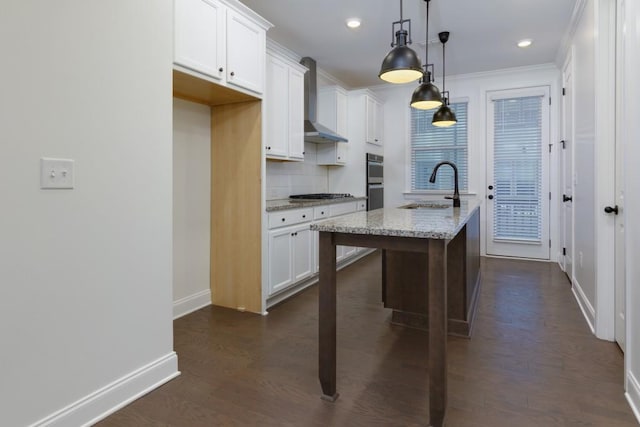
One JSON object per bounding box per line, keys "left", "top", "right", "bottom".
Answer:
{"left": 366, "top": 153, "right": 383, "bottom": 210}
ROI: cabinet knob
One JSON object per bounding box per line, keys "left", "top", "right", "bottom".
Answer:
{"left": 337, "top": 157, "right": 341, "bottom": 160}
{"left": 321, "top": 211, "right": 324, "bottom": 215}
{"left": 302, "top": 151, "right": 305, "bottom": 155}
{"left": 281, "top": 218, "right": 285, "bottom": 222}
{"left": 219, "top": 67, "right": 223, "bottom": 72}
{"left": 302, "top": 214, "right": 306, "bottom": 218}
{"left": 230, "top": 71, "right": 235, "bottom": 77}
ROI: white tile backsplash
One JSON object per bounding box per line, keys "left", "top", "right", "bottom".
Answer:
{"left": 266, "top": 142, "right": 329, "bottom": 199}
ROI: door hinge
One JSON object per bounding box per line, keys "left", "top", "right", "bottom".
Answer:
{"left": 549, "top": 143, "right": 553, "bottom": 153}
{"left": 563, "top": 247, "right": 567, "bottom": 256}
{"left": 561, "top": 140, "right": 566, "bottom": 149}
{"left": 549, "top": 97, "right": 552, "bottom": 105}
{"left": 549, "top": 239, "right": 552, "bottom": 248}
{"left": 562, "top": 87, "right": 566, "bottom": 96}
{"left": 549, "top": 192, "right": 552, "bottom": 200}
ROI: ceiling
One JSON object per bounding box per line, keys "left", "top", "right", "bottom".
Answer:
{"left": 239, "top": 0, "right": 578, "bottom": 88}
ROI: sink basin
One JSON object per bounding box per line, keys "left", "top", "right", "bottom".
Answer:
{"left": 400, "top": 203, "right": 451, "bottom": 209}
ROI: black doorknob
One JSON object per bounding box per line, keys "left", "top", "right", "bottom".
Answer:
{"left": 488, "top": 195, "right": 494, "bottom": 200}
{"left": 488, "top": 185, "right": 493, "bottom": 190}
{"left": 563, "top": 194, "right": 573, "bottom": 202}
{"left": 604, "top": 205, "right": 619, "bottom": 215}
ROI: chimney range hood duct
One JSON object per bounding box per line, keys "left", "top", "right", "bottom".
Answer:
{"left": 300, "top": 57, "right": 348, "bottom": 143}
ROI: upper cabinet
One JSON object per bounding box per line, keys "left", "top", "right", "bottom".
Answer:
{"left": 265, "top": 51, "right": 306, "bottom": 161}
{"left": 365, "top": 94, "right": 384, "bottom": 146}
{"left": 317, "top": 85, "right": 349, "bottom": 166}
{"left": 174, "top": 0, "right": 271, "bottom": 96}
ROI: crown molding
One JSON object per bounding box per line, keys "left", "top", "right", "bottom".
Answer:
{"left": 555, "top": 0, "right": 588, "bottom": 66}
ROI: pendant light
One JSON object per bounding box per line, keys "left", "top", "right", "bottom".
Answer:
{"left": 379, "top": 0, "right": 423, "bottom": 84}
{"left": 432, "top": 31, "right": 457, "bottom": 127}
{"left": 410, "top": 0, "right": 443, "bottom": 110}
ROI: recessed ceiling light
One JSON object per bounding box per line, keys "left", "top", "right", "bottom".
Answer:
{"left": 517, "top": 39, "right": 533, "bottom": 48}
{"left": 346, "top": 18, "right": 361, "bottom": 29}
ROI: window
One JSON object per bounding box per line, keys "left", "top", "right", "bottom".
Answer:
{"left": 410, "top": 102, "right": 468, "bottom": 191}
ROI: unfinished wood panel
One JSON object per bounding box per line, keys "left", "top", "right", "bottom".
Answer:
{"left": 173, "top": 69, "right": 257, "bottom": 106}
{"left": 211, "top": 100, "right": 262, "bottom": 313}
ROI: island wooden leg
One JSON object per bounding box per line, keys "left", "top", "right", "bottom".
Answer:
{"left": 318, "top": 231, "right": 338, "bottom": 402}
{"left": 428, "top": 239, "right": 448, "bottom": 427}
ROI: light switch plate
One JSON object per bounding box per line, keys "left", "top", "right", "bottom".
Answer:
{"left": 40, "top": 157, "right": 74, "bottom": 189}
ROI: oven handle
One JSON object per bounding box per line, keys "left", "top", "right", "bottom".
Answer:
{"left": 368, "top": 183, "right": 384, "bottom": 189}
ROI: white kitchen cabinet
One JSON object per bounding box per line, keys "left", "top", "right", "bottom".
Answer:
{"left": 268, "top": 223, "right": 313, "bottom": 295}
{"left": 316, "top": 142, "right": 347, "bottom": 165}
{"left": 365, "top": 95, "right": 384, "bottom": 146}
{"left": 265, "top": 52, "right": 306, "bottom": 161}
{"left": 317, "top": 86, "right": 349, "bottom": 165}
{"left": 174, "top": 0, "right": 270, "bottom": 95}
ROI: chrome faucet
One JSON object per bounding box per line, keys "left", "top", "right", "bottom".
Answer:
{"left": 429, "top": 161, "right": 460, "bottom": 207}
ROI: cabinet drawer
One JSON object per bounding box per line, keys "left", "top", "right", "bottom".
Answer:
{"left": 329, "top": 201, "right": 357, "bottom": 217}
{"left": 356, "top": 200, "right": 367, "bottom": 211}
{"left": 314, "top": 206, "right": 330, "bottom": 220}
{"left": 268, "top": 208, "right": 313, "bottom": 229}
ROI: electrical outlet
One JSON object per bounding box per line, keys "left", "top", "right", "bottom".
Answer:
{"left": 40, "top": 157, "right": 74, "bottom": 189}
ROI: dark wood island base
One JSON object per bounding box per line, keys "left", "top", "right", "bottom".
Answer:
{"left": 384, "top": 207, "right": 481, "bottom": 337}
{"left": 314, "top": 201, "right": 481, "bottom": 427}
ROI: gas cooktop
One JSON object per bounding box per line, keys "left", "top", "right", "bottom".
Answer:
{"left": 289, "top": 193, "right": 353, "bottom": 200}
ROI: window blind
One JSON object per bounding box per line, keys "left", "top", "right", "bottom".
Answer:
{"left": 410, "top": 102, "right": 468, "bottom": 191}
{"left": 492, "top": 96, "right": 543, "bottom": 242}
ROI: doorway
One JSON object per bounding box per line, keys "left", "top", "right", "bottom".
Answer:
{"left": 561, "top": 53, "right": 574, "bottom": 280}
{"left": 486, "top": 87, "right": 551, "bottom": 260}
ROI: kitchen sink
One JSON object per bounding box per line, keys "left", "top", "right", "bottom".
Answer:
{"left": 400, "top": 203, "right": 451, "bottom": 209}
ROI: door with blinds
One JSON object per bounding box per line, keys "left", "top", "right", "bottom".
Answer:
{"left": 486, "top": 87, "right": 550, "bottom": 259}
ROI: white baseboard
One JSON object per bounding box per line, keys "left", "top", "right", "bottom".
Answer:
{"left": 572, "top": 279, "right": 595, "bottom": 333}
{"left": 173, "top": 289, "right": 211, "bottom": 319}
{"left": 626, "top": 371, "right": 640, "bottom": 424}
{"left": 31, "top": 352, "right": 179, "bottom": 427}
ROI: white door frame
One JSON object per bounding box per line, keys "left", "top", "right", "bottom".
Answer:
{"left": 485, "top": 86, "right": 551, "bottom": 260}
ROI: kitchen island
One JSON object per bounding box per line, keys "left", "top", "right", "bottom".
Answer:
{"left": 311, "top": 200, "right": 481, "bottom": 427}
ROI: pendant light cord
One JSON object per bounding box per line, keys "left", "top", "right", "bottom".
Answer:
{"left": 442, "top": 40, "right": 447, "bottom": 102}
{"left": 400, "top": 0, "right": 404, "bottom": 31}
{"left": 425, "top": 0, "right": 430, "bottom": 80}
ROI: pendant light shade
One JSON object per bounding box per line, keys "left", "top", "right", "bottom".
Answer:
{"left": 410, "top": 0, "right": 442, "bottom": 110}
{"left": 432, "top": 104, "right": 457, "bottom": 127}
{"left": 379, "top": 0, "right": 423, "bottom": 84}
{"left": 410, "top": 75, "right": 443, "bottom": 109}
{"left": 432, "top": 31, "right": 457, "bottom": 127}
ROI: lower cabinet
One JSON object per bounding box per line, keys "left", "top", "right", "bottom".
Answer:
{"left": 267, "top": 200, "right": 367, "bottom": 299}
{"left": 268, "top": 223, "right": 313, "bottom": 295}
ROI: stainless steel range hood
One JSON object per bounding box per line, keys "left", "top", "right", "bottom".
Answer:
{"left": 300, "top": 57, "right": 348, "bottom": 144}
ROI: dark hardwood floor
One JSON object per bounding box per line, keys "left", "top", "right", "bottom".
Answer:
{"left": 99, "top": 253, "right": 637, "bottom": 426}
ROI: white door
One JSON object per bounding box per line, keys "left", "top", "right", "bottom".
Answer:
{"left": 562, "top": 53, "right": 575, "bottom": 279}
{"left": 486, "top": 87, "right": 551, "bottom": 259}
{"left": 614, "top": 0, "right": 627, "bottom": 351}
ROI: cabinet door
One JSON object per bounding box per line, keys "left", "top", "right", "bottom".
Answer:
{"left": 365, "top": 96, "right": 377, "bottom": 144}
{"left": 336, "top": 90, "right": 348, "bottom": 136}
{"left": 293, "top": 227, "right": 313, "bottom": 281}
{"left": 375, "top": 100, "right": 384, "bottom": 146}
{"left": 336, "top": 143, "right": 347, "bottom": 164}
{"left": 265, "top": 55, "right": 289, "bottom": 158}
{"left": 226, "top": 9, "right": 265, "bottom": 94}
{"left": 288, "top": 67, "right": 305, "bottom": 160}
{"left": 174, "top": 0, "right": 225, "bottom": 81}
{"left": 268, "top": 228, "right": 293, "bottom": 295}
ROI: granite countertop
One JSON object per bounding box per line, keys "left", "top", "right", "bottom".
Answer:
{"left": 310, "top": 199, "right": 481, "bottom": 240}
{"left": 266, "top": 196, "right": 367, "bottom": 212}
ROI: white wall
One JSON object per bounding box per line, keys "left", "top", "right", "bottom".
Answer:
{"left": 373, "top": 65, "right": 560, "bottom": 259}
{"left": 0, "top": 2, "right": 177, "bottom": 426}
{"left": 266, "top": 143, "right": 329, "bottom": 199}
{"left": 173, "top": 99, "right": 212, "bottom": 318}
{"left": 622, "top": 0, "right": 640, "bottom": 419}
